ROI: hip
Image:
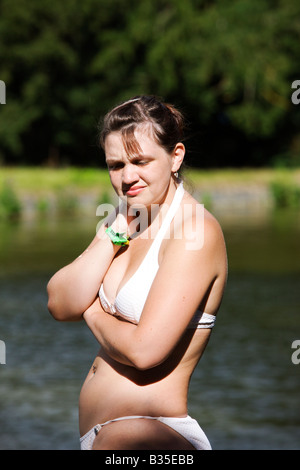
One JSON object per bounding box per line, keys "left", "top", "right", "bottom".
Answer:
{"left": 80, "top": 414, "right": 212, "bottom": 450}
{"left": 79, "top": 353, "right": 189, "bottom": 435}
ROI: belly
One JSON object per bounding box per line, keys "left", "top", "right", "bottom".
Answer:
{"left": 78, "top": 348, "right": 190, "bottom": 436}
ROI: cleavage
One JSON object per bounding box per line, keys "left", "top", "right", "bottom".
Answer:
{"left": 102, "top": 237, "right": 154, "bottom": 303}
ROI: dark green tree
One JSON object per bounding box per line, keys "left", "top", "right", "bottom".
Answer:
{"left": 0, "top": 0, "right": 299, "bottom": 166}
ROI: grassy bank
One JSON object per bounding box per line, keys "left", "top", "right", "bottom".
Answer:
{"left": 1, "top": 166, "right": 300, "bottom": 220}
{"left": 0, "top": 167, "right": 111, "bottom": 193}
{"left": 1, "top": 166, "right": 300, "bottom": 191}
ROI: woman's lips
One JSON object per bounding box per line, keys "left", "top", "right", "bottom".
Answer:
{"left": 125, "top": 186, "right": 145, "bottom": 196}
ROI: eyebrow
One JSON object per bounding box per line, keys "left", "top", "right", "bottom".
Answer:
{"left": 105, "top": 156, "right": 119, "bottom": 163}
{"left": 130, "top": 154, "right": 153, "bottom": 162}
{"left": 106, "top": 154, "right": 154, "bottom": 164}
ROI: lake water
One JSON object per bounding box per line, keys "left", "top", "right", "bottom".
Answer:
{"left": 0, "top": 209, "right": 300, "bottom": 450}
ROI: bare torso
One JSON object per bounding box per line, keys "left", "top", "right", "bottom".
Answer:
{"left": 79, "top": 193, "right": 226, "bottom": 436}
{"left": 79, "top": 327, "right": 211, "bottom": 436}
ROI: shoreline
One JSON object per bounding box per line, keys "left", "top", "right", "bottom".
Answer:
{"left": 1, "top": 166, "right": 300, "bottom": 222}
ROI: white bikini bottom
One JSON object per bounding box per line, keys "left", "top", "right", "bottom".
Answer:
{"left": 80, "top": 415, "right": 212, "bottom": 450}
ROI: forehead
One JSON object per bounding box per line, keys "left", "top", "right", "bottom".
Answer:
{"left": 104, "top": 128, "right": 163, "bottom": 160}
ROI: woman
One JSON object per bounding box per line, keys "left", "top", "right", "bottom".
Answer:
{"left": 47, "top": 95, "right": 227, "bottom": 450}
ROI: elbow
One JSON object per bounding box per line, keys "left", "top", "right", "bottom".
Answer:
{"left": 47, "top": 294, "right": 64, "bottom": 322}
{"left": 47, "top": 297, "right": 78, "bottom": 322}
{"left": 47, "top": 278, "right": 83, "bottom": 322}
{"left": 47, "top": 279, "right": 61, "bottom": 321}
{"left": 47, "top": 301, "right": 61, "bottom": 322}
{"left": 47, "top": 293, "right": 83, "bottom": 322}
{"left": 47, "top": 282, "right": 69, "bottom": 322}
{"left": 130, "top": 349, "right": 165, "bottom": 371}
{"left": 127, "top": 332, "right": 170, "bottom": 371}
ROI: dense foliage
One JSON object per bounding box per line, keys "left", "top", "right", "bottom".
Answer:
{"left": 0, "top": 0, "right": 299, "bottom": 167}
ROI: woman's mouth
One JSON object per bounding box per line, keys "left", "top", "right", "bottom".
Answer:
{"left": 125, "top": 186, "right": 145, "bottom": 196}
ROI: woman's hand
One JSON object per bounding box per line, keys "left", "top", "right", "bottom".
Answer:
{"left": 109, "top": 199, "right": 152, "bottom": 241}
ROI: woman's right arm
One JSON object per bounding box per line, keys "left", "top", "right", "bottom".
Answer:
{"left": 47, "top": 208, "right": 125, "bottom": 322}
{"left": 47, "top": 235, "right": 119, "bottom": 321}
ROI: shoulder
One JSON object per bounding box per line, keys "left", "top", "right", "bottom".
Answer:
{"left": 159, "top": 191, "right": 227, "bottom": 284}
{"left": 170, "top": 191, "right": 226, "bottom": 253}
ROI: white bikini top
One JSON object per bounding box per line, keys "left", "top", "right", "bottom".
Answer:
{"left": 99, "top": 183, "right": 216, "bottom": 329}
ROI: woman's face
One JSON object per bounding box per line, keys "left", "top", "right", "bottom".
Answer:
{"left": 104, "top": 127, "right": 184, "bottom": 209}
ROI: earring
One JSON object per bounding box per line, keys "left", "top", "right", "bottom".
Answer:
{"left": 173, "top": 171, "right": 179, "bottom": 178}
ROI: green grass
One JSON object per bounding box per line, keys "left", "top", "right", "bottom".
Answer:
{"left": 1, "top": 166, "right": 299, "bottom": 193}
{"left": 0, "top": 179, "right": 22, "bottom": 220}
{"left": 0, "top": 167, "right": 113, "bottom": 220}
{"left": 184, "top": 167, "right": 300, "bottom": 186}
{"left": 1, "top": 166, "right": 300, "bottom": 219}
{"left": 0, "top": 166, "right": 111, "bottom": 194}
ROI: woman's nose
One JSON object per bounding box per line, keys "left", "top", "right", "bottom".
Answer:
{"left": 122, "top": 163, "right": 139, "bottom": 185}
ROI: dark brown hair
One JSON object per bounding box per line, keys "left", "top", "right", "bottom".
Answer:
{"left": 99, "top": 95, "right": 185, "bottom": 157}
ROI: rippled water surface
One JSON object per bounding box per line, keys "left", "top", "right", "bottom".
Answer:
{"left": 0, "top": 210, "right": 299, "bottom": 450}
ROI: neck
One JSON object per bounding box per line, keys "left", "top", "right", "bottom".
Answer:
{"left": 128, "top": 180, "right": 181, "bottom": 240}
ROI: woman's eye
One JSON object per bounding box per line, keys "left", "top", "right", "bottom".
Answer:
{"left": 108, "top": 163, "right": 123, "bottom": 170}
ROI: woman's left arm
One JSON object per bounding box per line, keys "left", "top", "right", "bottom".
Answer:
{"left": 83, "top": 298, "right": 141, "bottom": 367}
{"left": 83, "top": 214, "right": 227, "bottom": 370}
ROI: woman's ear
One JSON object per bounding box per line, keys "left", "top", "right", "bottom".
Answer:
{"left": 171, "top": 143, "right": 185, "bottom": 173}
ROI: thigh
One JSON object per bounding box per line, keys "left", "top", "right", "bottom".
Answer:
{"left": 92, "top": 417, "right": 196, "bottom": 450}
